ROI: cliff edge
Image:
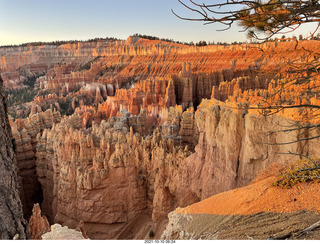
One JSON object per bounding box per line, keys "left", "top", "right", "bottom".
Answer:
{"left": 162, "top": 174, "right": 320, "bottom": 240}
{"left": 0, "top": 76, "right": 28, "bottom": 239}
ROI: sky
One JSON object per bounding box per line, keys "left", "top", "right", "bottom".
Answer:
{"left": 0, "top": 0, "right": 318, "bottom": 46}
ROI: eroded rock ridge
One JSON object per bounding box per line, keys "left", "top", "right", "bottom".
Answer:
{"left": 2, "top": 37, "right": 320, "bottom": 239}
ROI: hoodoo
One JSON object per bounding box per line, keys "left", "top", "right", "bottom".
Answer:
{"left": 2, "top": 36, "right": 320, "bottom": 239}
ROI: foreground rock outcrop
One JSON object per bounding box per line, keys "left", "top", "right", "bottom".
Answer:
{"left": 42, "top": 224, "right": 88, "bottom": 240}
{"left": 162, "top": 175, "right": 320, "bottom": 240}
{"left": 0, "top": 76, "right": 28, "bottom": 239}
{"left": 162, "top": 210, "right": 320, "bottom": 240}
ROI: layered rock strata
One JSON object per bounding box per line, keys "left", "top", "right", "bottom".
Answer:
{"left": 3, "top": 37, "right": 315, "bottom": 123}
{"left": 35, "top": 111, "right": 192, "bottom": 239}
{"left": 3, "top": 38, "right": 320, "bottom": 240}
{"left": 10, "top": 109, "right": 61, "bottom": 219}
{"left": 187, "top": 98, "right": 320, "bottom": 196}
{"left": 31, "top": 96, "right": 320, "bottom": 239}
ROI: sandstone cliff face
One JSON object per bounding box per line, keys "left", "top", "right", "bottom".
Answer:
{"left": 185, "top": 99, "right": 320, "bottom": 198}
{"left": 31, "top": 97, "right": 320, "bottom": 239}
{"left": 0, "top": 76, "right": 28, "bottom": 239}
{"left": 10, "top": 109, "right": 61, "bottom": 219}
{"left": 3, "top": 38, "right": 320, "bottom": 239}
{"left": 2, "top": 38, "right": 316, "bottom": 82}
{"left": 161, "top": 106, "right": 199, "bottom": 147}
{"left": 3, "top": 37, "right": 316, "bottom": 125}
{"left": 34, "top": 111, "right": 192, "bottom": 239}
{"left": 10, "top": 77, "right": 320, "bottom": 239}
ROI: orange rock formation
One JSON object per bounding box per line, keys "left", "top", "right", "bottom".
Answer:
{"left": 2, "top": 37, "right": 320, "bottom": 239}
{"left": 10, "top": 110, "right": 61, "bottom": 219}
{"left": 28, "top": 203, "right": 50, "bottom": 240}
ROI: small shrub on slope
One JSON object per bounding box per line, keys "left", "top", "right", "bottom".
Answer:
{"left": 272, "top": 158, "right": 320, "bottom": 188}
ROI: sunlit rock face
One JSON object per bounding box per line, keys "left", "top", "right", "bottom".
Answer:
{"left": 2, "top": 37, "right": 314, "bottom": 121}
{"left": 34, "top": 112, "right": 191, "bottom": 239}
{"left": 3, "top": 37, "right": 320, "bottom": 239}
{"left": 32, "top": 102, "right": 320, "bottom": 239}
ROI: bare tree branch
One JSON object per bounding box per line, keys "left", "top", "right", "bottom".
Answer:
{"left": 174, "top": 0, "right": 320, "bottom": 40}
{"left": 276, "top": 151, "right": 318, "bottom": 166}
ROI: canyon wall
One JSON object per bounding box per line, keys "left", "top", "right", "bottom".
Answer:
{"left": 26, "top": 98, "right": 320, "bottom": 239}
{"left": 2, "top": 38, "right": 320, "bottom": 239}
{"left": 3, "top": 37, "right": 315, "bottom": 122}
{"left": 2, "top": 37, "right": 313, "bottom": 94}
{"left": 10, "top": 110, "right": 61, "bottom": 219}
{"left": 183, "top": 99, "right": 320, "bottom": 198}
{"left": 0, "top": 77, "right": 28, "bottom": 239}
{"left": 35, "top": 111, "right": 192, "bottom": 238}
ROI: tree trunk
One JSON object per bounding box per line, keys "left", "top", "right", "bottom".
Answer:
{"left": 0, "top": 77, "right": 28, "bottom": 239}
